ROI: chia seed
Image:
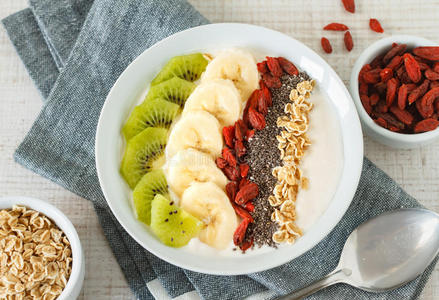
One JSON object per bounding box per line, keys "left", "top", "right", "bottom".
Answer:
{"left": 244, "top": 72, "right": 309, "bottom": 248}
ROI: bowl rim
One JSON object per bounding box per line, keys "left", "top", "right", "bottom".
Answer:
{"left": 95, "top": 22, "right": 364, "bottom": 275}
{"left": 349, "top": 34, "right": 439, "bottom": 142}
{"left": 0, "top": 196, "right": 84, "bottom": 299}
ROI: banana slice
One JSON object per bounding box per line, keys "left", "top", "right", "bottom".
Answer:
{"left": 202, "top": 49, "right": 259, "bottom": 101}
{"left": 166, "top": 110, "right": 223, "bottom": 159}
{"left": 180, "top": 181, "right": 238, "bottom": 249}
{"left": 182, "top": 79, "right": 241, "bottom": 127}
{"left": 165, "top": 148, "right": 227, "bottom": 197}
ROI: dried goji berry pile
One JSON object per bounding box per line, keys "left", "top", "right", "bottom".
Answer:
{"left": 216, "top": 57, "right": 300, "bottom": 251}
{"left": 359, "top": 44, "right": 439, "bottom": 133}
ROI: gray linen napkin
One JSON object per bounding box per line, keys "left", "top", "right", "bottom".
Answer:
{"left": 2, "top": 0, "right": 438, "bottom": 299}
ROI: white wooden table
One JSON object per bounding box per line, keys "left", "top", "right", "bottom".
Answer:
{"left": 0, "top": 1, "right": 438, "bottom": 299}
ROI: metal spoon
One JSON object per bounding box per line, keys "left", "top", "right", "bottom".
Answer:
{"left": 278, "top": 208, "right": 439, "bottom": 300}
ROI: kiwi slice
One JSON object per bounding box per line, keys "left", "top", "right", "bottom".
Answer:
{"left": 123, "top": 98, "right": 179, "bottom": 141}
{"left": 145, "top": 77, "right": 195, "bottom": 107}
{"left": 120, "top": 127, "right": 168, "bottom": 189}
{"left": 150, "top": 194, "right": 203, "bottom": 247}
{"left": 151, "top": 53, "right": 208, "bottom": 86}
{"left": 133, "top": 169, "right": 168, "bottom": 225}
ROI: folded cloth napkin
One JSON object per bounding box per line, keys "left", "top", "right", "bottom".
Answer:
{"left": 2, "top": 0, "right": 438, "bottom": 299}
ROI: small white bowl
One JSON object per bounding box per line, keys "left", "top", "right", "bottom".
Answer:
{"left": 350, "top": 35, "right": 439, "bottom": 149}
{"left": 0, "top": 196, "right": 84, "bottom": 299}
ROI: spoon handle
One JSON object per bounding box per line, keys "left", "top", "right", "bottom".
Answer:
{"left": 276, "top": 268, "right": 349, "bottom": 300}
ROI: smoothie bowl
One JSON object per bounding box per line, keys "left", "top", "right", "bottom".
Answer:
{"left": 95, "top": 23, "right": 363, "bottom": 275}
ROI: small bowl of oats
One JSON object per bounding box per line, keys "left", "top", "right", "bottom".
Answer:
{"left": 0, "top": 196, "right": 84, "bottom": 299}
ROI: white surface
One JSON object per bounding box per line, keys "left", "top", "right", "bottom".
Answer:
{"left": 350, "top": 35, "right": 439, "bottom": 149}
{"left": 96, "top": 23, "right": 363, "bottom": 275}
{"left": 0, "top": 0, "right": 438, "bottom": 298}
{"left": 0, "top": 196, "right": 85, "bottom": 300}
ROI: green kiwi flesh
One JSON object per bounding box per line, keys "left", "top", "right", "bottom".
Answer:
{"left": 151, "top": 53, "right": 208, "bottom": 86}
{"left": 123, "top": 98, "right": 179, "bottom": 141}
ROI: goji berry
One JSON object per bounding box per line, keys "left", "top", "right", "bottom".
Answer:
{"left": 431, "top": 81, "right": 439, "bottom": 89}
{"left": 248, "top": 107, "right": 266, "bottom": 130}
{"left": 244, "top": 202, "right": 255, "bottom": 212}
{"left": 222, "top": 125, "right": 235, "bottom": 148}
{"left": 231, "top": 203, "right": 253, "bottom": 222}
{"left": 262, "top": 73, "right": 282, "bottom": 88}
{"left": 363, "top": 69, "right": 381, "bottom": 84}
{"left": 421, "top": 87, "right": 439, "bottom": 107}
{"left": 375, "top": 101, "right": 388, "bottom": 113}
{"left": 239, "top": 178, "right": 251, "bottom": 189}
{"left": 323, "top": 23, "right": 349, "bottom": 31}
{"left": 239, "top": 238, "right": 253, "bottom": 252}
{"left": 375, "top": 82, "right": 387, "bottom": 95}
{"left": 223, "top": 165, "right": 240, "bottom": 181}
{"left": 235, "top": 139, "right": 246, "bottom": 158}
{"left": 266, "top": 57, "right": 283, "bottom": 77}
{"left": 386, "top": 78, "right": 399, "bottom": 107}
{"left": 412, "top": 47, "right": 439, "bottom": 61}
{"left": 370, "top": 93, "right": 380, "bottom": 106}
{"left": 369, "top": 18, "right": 384, "bottom": 33}
{"left": 261, "top": 84, "right": 272, "bottom": 106}
{"left": 435, "top": 98, "right": 439, "bottom": 112}
{"left": 417, "top": 62, "right": 430, "bottom": 71}
{"left": 390, "top": 106, "right": 414, "bottom": 125}
{"left": 400, "top": 72, "right": 413, "bottom": 85}
{"left": 359, "top": 82, "right": 368, "bottom": 96}
{"left": 383, "top": 44, "right": 407, "bottom": 64}
{"left": 235, "top": 182, "right": 259, "bottom": 205}
{"left": 225, "top": 181, "right": 238, "bottom": 202}
{"left": 359, "top": 64, "right": 372, "bottom": 83}
{"left": 258, "top": 90, "right": 268, "bottom": 115}
{"left": 344, "top": 31, "right": 354, "bottom": 51}
{"left": 234, "top": 120, "right": 245, "bottom": 141}
{"left": 370, "top": 54, "right": 385, "bottom": 69}
{"left": 416, "top": 99, "right": 434, "bottom": 119}
{"left": 277, "top": 57, "right": 299, "bottom": 76}
{"left": 380, "top": 68, "right": 393, "bottom": 82}
{"left": 341, "top": 0, "right": 355, "bottom": 13}
{"left": 395, "top": 65, "right": 405, "bottom": 80}
{"left": 425, "top": 69, "right": 439, "bottom": 81}
{"left": 222, "top": 147, "right": 236, "bottom": 167}
{"left": 414, "top": 118, "right": 439, "bottom": 133}
{"left": 215, "top": 157, "right": 227, "bottom": 169}
{"left": 408, "top": 79, "right": 430, "bottom": 104}
{"left": 374, "top": 117, "right": 387, "bottom": 128}
{"left": 360, "top": 95, "right": 372, "bottom": 114}
{"left": 239, "top": 163, "right": 249, "bottom": 178}
{"left": 246, "top": 129, "right": 255, "bottom": 140}
{"left": 405, "top": 83, "right": 417, "bottom": 92}
{"left": 433, "top": 62, "right": 439, "bottom": 73}
{"left": 403, "top": 53, "right": 421, "bottom": 83}
{"left": 233, "top": 218, "right": 250, "bottom": 246}
{"left": 321, "top": 37, "right": 332, "bottom": 54}
{"left": 257, "top": 61, "right": 269, "bottom": 73}
{"left": 386, "top": 55, "right": 403, "bottom": 70}
{"left": 413, "top": 55, "right": 430, "bottom": 64}
{"left": 374, "top": 112, "right": 405, "bottom": 129}
{"left": 398, "top": 84, "right": 408, "bottom": 110}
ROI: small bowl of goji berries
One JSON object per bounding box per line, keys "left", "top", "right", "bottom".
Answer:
{"left": 350, "top": 35, "right": 439, "bottom": 149}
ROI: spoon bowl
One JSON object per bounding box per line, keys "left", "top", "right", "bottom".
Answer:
{"left": 279, "top": 208, "right": 439, "bottom": 299}
{"left": 340, "top": 208, "right": 439, "bottom": 292}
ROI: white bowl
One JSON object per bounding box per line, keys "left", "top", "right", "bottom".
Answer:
{"left": 95, "top": 23, "right": 363, "bottom": 275}
{"left": 0, "top": 196, "right": 85, "bottom": 299}
{"left": 350, "top": 35, "right": 439, "bottom": 149}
